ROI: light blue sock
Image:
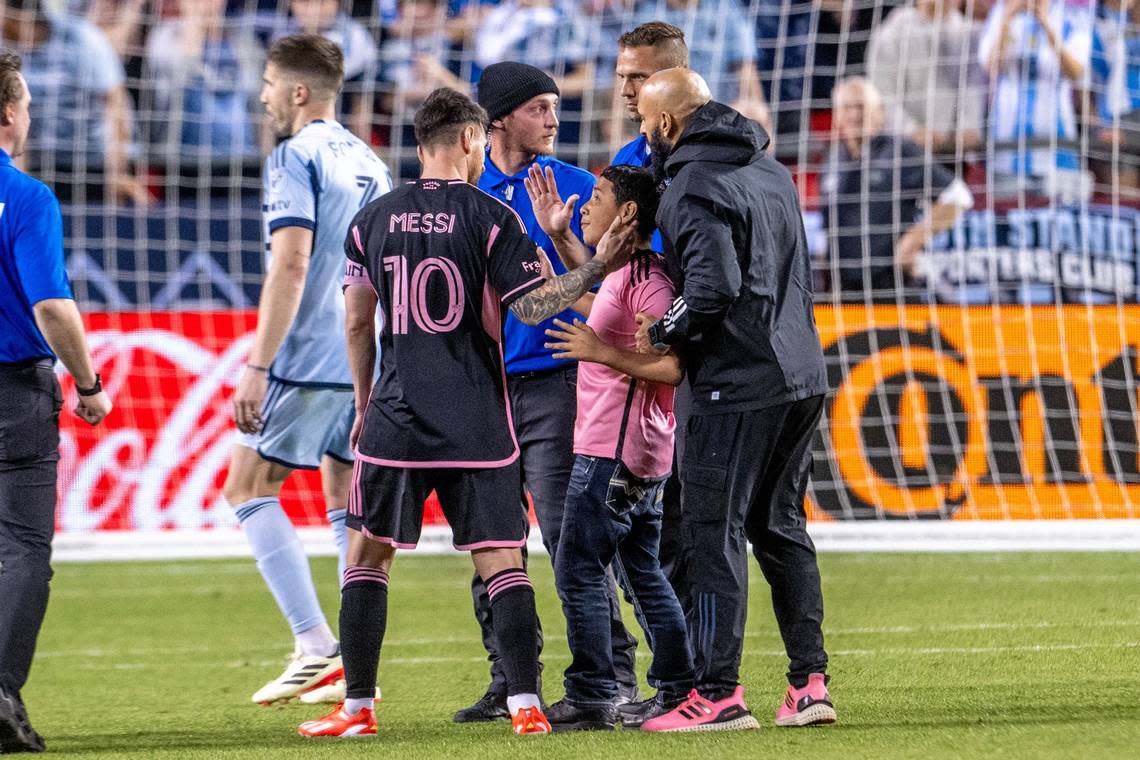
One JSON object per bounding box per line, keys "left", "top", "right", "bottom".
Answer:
{"left": 327, "top": 507, "right": 348, "bottom": 582}
{"left": 235, "top": 497, "right": 327, "bottom": 636}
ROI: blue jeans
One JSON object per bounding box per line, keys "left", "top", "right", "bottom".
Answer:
{"left": 555, "top": 455, "right": 694, "bottom": 705}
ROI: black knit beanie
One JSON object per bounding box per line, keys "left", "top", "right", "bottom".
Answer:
{"left": 476, "top": 62, "right": 560, "bottom": 122}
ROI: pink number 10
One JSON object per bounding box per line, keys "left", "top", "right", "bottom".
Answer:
{"left": 382, "top": 255, "right": 465, "bottom": 334}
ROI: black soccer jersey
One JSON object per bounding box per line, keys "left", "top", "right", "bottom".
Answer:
{"left": 345, "top": 179, "right": 545, "bottom": 467}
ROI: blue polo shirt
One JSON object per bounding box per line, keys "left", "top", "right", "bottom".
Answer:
{"left": 611, "top": 135, "right": 664, "bottom": 254}
{"left": 479, "top": 152, "right": 595, "bottom": 374}
{"left": 612, "top": 134, "right": 650, "bottom": 168}
{"left": 0, "top": 149, "right": 70, "bottom": 363}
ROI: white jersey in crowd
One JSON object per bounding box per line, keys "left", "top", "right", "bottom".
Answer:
{"left": 262, "top": 119, "right": 392, "bottom": 387}
{"left": 978, "top": 0, "right": 1093, "bottom": 178}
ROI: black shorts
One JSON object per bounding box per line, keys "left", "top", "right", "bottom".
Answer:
{"left": 346, "top": 459, "right": 528, "bottom": 551}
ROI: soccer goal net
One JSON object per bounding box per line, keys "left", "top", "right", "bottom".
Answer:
{"left": 22, "top": 0, "right": 1139, "bottom": 549}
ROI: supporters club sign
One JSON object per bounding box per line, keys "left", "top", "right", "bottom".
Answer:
{"left": 58, "top": 308, "right": 1140, "bottom": 532}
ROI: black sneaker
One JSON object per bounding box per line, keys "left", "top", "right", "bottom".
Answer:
{"left": 453, "top": 690, "right": 510, "bottom": 723}
{"left": 545, "top": 699, "right": 618, "bottom": 732}
{"left": 617, "top": 691, "right": 684, "bottom": 729}
{"left": 0, "top": 687, "right": 44, "bottom": 753}
{"left": 615, "top": 683, "right": 641, "bottom": 706}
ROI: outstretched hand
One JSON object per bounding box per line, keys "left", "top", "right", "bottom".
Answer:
{"left": 524, "top": 164, "right": 579, "bottom": 239}
{"left": 544, "top": 318, "right": 610, "bottom": 363}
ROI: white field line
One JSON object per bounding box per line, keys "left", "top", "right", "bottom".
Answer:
{"left": 36, "top": 619, "right": 1140, "bottom": 660}
{"left": 64, "top": 641, "right": 1140, "bottom": 672}
{"left": 46, "top": 571, "right": 1140, "bottom": 600}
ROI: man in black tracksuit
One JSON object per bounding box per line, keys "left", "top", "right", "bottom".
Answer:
{"left": 634, "top": 69, "right": 837, "bottom": 732}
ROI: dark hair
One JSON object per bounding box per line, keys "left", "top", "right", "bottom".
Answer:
{"left": 618, "top": 22, "right": 688, "bottom": 68}
{"left": 267, "top": 35, "right": 344, "bottom": 99}
{"left": 414, "top": 87, "right": 488, "bottom": 150}
{"left": 601, "top": 165, "right": 660, "bottom": 240}
{"left": 0, "top": 51, "right": 23, "bottom": 119}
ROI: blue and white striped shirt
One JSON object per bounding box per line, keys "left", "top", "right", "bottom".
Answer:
{"left": 979, "top": 0, "right": 1094, "bottom": 177}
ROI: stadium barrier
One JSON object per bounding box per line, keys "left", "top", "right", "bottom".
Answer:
{"left": 53, "top": 305, "right": 1140, "bottom": 560}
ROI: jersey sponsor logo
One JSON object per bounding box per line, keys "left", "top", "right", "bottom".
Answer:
{"left": 381, "top": 255, "right": 465, "bottom": 334}
{"left": 388, "top": 212, "right": 458, "bottom": 234}
{"left": 269, "top": 168, "right": 286, "bottom": 194}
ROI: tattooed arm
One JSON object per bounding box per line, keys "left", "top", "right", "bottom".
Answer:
{"left": 510, "top": 258, "right": 607, "bottom": 326}
{"left": 510, "top": 216, "right": 637, "bottom": 325}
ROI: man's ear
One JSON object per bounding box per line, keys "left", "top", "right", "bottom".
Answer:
{"left": 0, "top": 103, "right": 12, "bottom": 128}
{"left": 460, "top": 124, "right": 475, "bottom": 153}
{"left": 292, "top": 82, "right": 309, "bottom": 106}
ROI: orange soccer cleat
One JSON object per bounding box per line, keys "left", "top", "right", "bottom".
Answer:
{"left": 297, "top": 703, "right": 377, "bottom": 738}
{"left": 511, "top": 706, "right": 552, "bottom": 735}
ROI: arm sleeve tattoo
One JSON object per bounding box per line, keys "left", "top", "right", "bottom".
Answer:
{"left": 509, "top": 258, "right": 607, "bottom": 326}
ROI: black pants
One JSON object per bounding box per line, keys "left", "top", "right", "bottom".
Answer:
{"left": 0, "top": 361, "right": 62, "bottom": 694}
{"left": 470, "top": 366, "right": 638, "bottom": 696}
{"left": 681, "top": 395, "right": 828, "bottom": 695}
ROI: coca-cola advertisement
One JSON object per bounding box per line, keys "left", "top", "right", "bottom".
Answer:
{"left": 57, "top": 311, "right": 448, "bottom": 533}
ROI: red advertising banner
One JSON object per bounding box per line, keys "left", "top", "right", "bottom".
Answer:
{"left": 58, "top": 311, "right": 445, "bottom": 532}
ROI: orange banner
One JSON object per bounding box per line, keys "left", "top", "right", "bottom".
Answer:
{"left": 807, "top": 305, "right": 1140, "bottom": 521}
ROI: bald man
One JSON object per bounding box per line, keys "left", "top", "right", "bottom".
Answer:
{"left": 633, "top": 69, "right": 836, "bottom": 732}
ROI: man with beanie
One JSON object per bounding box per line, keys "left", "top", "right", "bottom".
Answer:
{"left": 452, "top": 61, "right": 641, "bottom": 723}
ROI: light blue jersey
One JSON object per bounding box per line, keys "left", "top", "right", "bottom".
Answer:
{"left": 263, "top": 119, "right": 392, "bottom": 386}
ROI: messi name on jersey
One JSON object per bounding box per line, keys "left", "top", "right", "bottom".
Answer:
{"left": 389, "top": 211, "right": 458, "bottom": 234}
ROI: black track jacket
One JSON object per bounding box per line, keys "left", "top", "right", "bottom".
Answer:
{"left": 653, "top": 100, "right": 828, "bottom": 414}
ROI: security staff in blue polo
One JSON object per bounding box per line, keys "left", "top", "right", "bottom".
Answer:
{"left": 450, "top": 61, "right": 640, "bottom": 723}
{"left": 0, "top": 51, "right": 111, "bottom": 753}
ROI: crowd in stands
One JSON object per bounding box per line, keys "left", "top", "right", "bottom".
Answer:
{"left": 1, "top": 0, "right": 1138, "bottom": 303}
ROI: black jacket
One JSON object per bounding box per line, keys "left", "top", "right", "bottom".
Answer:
{"left": 653, "top": 100, "right": 828, "bottom": 414}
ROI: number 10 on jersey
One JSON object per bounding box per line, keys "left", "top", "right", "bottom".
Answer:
{"left": 382, "top": 255, "right": 466, "bottom": 335}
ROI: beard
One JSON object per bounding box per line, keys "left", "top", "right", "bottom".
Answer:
{"left": 648, "top": 128, "right": 674, "bottom": 187}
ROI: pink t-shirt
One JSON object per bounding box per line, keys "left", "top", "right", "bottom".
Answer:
{"left": 574, "top": 252, "right": 677, "bottom": 479}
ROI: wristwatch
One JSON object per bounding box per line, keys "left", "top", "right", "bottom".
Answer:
{"left": 77, "top": 373, "right": 103, "bottom": 397}
{"left": 647, "top": 321, "right": 670, "bottom": 351}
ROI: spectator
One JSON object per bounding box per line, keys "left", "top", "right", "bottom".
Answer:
{"left": 474, "top": 0, "right": 594, "bottom": 96}
{"left": 378, "top": 0, "right": 467, "bottom": 105}
{"left": 867, "top": 0, "right": 984, "bottom": 154}
{"left": 821, "top": 77, "right": 973, "bottom": 302}
{"left": 1093, "top": 0, "right": 1140, "bottom": 129}
{"left": 70, "top": 0, "right": 147, "bottom": 59}
{"left": 1091, "top": 0, "right": 1140, "bottom": 207}
{"left": 634, "top": 0, "right": 764, "bottom": 111}
{"left": 145, "top": 0, "right": 264, "bottom": 162}
{"left": 0, "top": 0, "right": 146, "bottom": 204}
{"left": 754, "top": 0, "right": 816, "bottom": 135}
{"left": 979, "top": 0, "right": 1094, "bottom": 200}
{"left": 269, "top": 0, "right": 380, "bottom": 142}
{"left": 473, "top": 1, "right": 600, "bottom": 148}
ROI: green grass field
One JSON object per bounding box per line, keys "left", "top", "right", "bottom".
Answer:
{"left": 25, "top": 552, "right": 1140, "bottom": 759}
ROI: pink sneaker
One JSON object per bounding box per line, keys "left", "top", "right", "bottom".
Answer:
{"left": 775, "top": 673, "right": 836, "bottom": 727}
{"left": 641, "top": 687, "right": 760, "bottom": 732}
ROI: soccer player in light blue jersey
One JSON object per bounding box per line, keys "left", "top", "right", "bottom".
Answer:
{"left": 221, "top": 34, "right": 392, "bottom": 706}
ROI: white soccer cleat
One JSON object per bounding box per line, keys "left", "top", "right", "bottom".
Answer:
{"left": 252, "top": 647, "right": 344, "bottom": 705}
{"left": 298, "top": 678, "right": 382, "bottom": 705}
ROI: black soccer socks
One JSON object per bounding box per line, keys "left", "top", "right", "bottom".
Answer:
{"left": 485, "top": 568, "right": 540, "bottom": 697}
{"left": 340, "top": 566, "right": 389, "bottom": 700}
